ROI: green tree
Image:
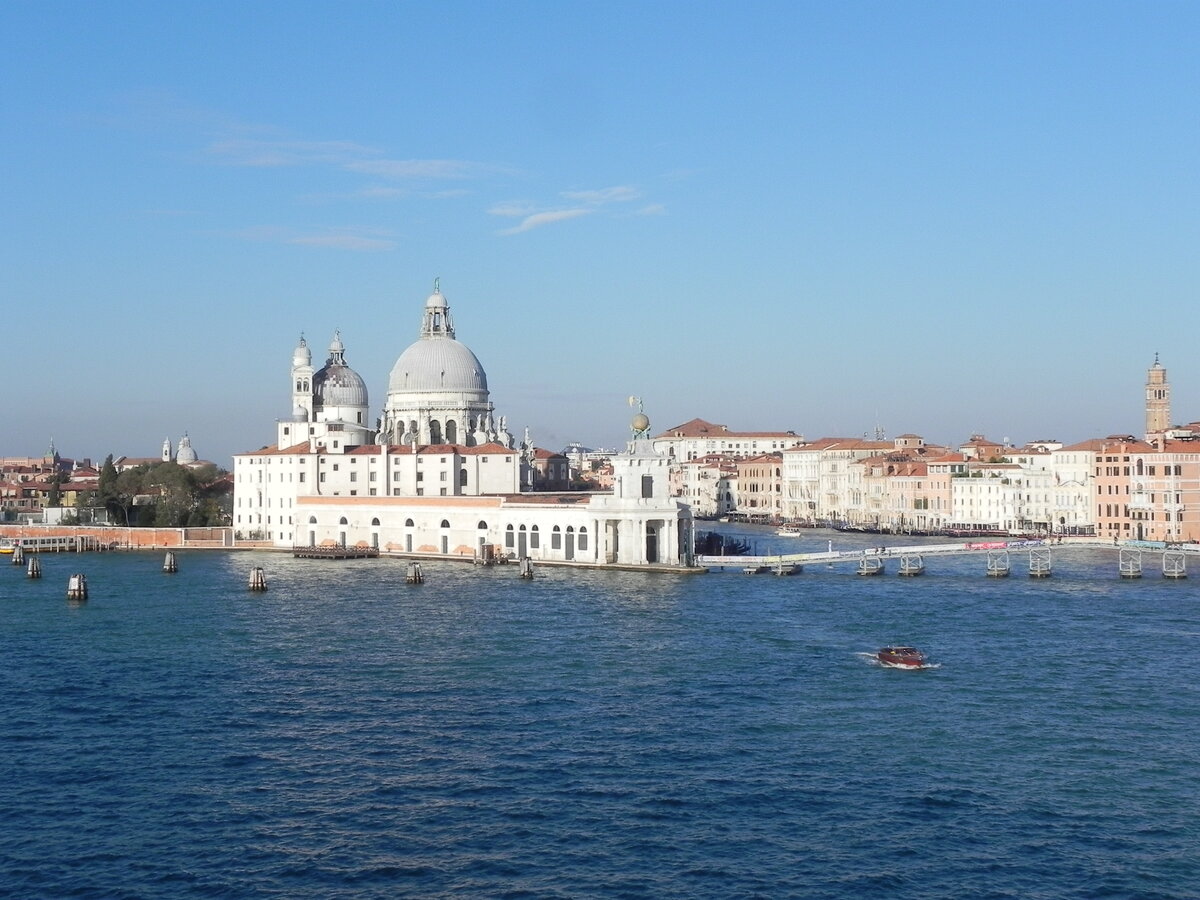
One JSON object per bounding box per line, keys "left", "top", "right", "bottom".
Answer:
{"left": 145, "top": 462, "right": 200, "bottom": 526}
{"left": 47, "top": 476, "right": 62, "bottom": 509}
{"left": 98, "top": 454, "right": 119, "bottom": 518}
{"left": 112, "top": 467, "right": 144, "bottom": 525}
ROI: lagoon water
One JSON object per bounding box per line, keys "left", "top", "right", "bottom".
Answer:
{"left": 2, "top": 528, "right": 1198, "bottom": 898}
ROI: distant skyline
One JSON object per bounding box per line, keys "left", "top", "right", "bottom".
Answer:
{"left": 4, "top": 2, "right": 1198, "bottom": 466}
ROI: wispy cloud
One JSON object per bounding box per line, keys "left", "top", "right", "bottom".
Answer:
{"left": 229, "top": 225, "right": 396, "bottom": 251}
{"left": 490, "top": 184, "right": 655, "bottom": 235}
{"left": 498, "top": 208, "right": 592, "bottom": 235}
{"left": 353, "top": 185, "right": 410, "bottom": 199}
{"left": 346, "top": 158, "right": 496, "bottom": 179}
{"left": 288, "top": 233, "right": 395, "bottom": 251}
{"left": 207, "top": 139, "right": 381, "bottom": 167}
{"left": 561, "top": 185, "right": 641, "bottom": 205}
{"left": 488, "top": 202, "right": 539, "bottom": 218}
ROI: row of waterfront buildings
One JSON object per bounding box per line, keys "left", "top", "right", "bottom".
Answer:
{"left": 651, "top": 358, "right": 1200, "bottom": 543}
{"left": 9, "top": 283, "right": 1194, "bottom": 558}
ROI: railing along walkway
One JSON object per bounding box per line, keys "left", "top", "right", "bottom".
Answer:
{"left": 698, "top": 538, "right": 1200, "bottom": 570}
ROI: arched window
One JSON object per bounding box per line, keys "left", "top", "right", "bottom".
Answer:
{"left": 530, "top": 525, "right": 540, "bottom": 549}
{"left": 578, "top": 526, "right": 588, "bottom": 551}
{"left": 405, "top": 518, "right": 415, "bottom": 527}
{"left": 339, "top": 517, "right": 348, "bottom": 525}
{"left": 477, "top": 520, "right": 488, "bottom": 529}
{"left": 308, "top": 516, "right": 317, "bottom": 524}
{"left": 440, "top": 519, "right": 450, "bottom": 528}
{"left": 371, "top": 518, "right": 380, "bottom": 526}
{"left": 552, "top": 525, "right": 562, "bottom": 550}
{"left": 460, "top": 468, "right": 468, "bottom": 487}
{"left": 505, "top": 523, "right": 515, "bottom": 548}
{"left": 429, "top": 420, "right": 443, "bottom": 444}
{"left": 446, "top": 420, "right": 457, "bottom": 443}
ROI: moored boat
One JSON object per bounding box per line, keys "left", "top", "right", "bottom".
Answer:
{"left": 876, "top": 646, "right": 927, "bottom": 668}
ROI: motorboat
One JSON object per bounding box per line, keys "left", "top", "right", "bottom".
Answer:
{"left": 876, "top": 646, "right": 927, "bottom": 668}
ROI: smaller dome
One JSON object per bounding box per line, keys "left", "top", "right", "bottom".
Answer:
{"left": 313, "top": 332, "right": 368, "bottom": 409}
{"left": 176, "top": 434, "right": 198, "bottom": 464}
{"left": 314, "top": 364, "right": 368, "bottom": 408}
{"left": 293, "top": 336, "right": 311, "bottom": 367}
{"left": 292, "top": 404, "right": 308, "bottom": 421}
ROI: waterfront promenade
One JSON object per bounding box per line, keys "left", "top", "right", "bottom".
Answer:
{"left": 0, "top": 524, "right": 233, "bottom": 550}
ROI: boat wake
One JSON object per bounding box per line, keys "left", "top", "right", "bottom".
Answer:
{"left": 856, "top": 652, "right": 940, "bottom": 670}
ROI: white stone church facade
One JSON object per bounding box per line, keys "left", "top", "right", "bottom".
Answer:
{"left": 233, "top": 284, "right": 694, "bottom": 568}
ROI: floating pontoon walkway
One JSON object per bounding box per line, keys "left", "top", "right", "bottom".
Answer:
{"left": 699, "top": 538, "right": 1199, "bottom": 578}
{"left": 293, "top": 546, "right": 380, "bottom": 559}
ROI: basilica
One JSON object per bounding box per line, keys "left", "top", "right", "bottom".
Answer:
{"left": 233, "top": 284, "right": 694, "bottom": 568}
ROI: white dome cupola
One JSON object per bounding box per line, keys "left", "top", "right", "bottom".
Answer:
{"left": 382, "top": 281, "right": 511, "bottom": 448}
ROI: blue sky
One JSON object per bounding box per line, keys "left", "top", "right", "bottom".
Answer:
{"left": 3, "top": 2, "right": 1198, "bottom": 466}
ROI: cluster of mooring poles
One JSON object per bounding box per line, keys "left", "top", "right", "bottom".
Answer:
{"left": 247, "top": 566, "right": 268, "bottom": 592}
{"left": 66, "top": 573, "right": 88, "bottom": 601}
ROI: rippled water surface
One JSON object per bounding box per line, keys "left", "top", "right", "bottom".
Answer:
{"left": 2, "top": 534, "right": 1198, "bottom": 898}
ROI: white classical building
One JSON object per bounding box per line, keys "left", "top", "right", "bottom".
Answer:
{"left": 234, "top": 284, "right": 694, "bottom": 568}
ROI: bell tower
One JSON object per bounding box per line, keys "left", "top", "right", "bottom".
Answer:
{"left": 291, "top": 335, "right": 314, "bottom": 420}
{"left": 1145, "top": 354, "right": 1170, "bottom": 442}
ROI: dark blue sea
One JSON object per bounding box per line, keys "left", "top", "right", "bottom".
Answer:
{"left": 3, "top": 527, "right": 1198, "bottom": 899}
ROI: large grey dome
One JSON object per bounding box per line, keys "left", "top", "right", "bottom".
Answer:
{"left": 388, "top": 338, "right": 488, "bottom": 394}
{"left": 387, "top": 285, "right": 489, "bottom": 396}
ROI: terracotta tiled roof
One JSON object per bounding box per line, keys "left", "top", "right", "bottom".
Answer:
{"left": 654, "top": 418, "right": 801, "bottom": 440}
